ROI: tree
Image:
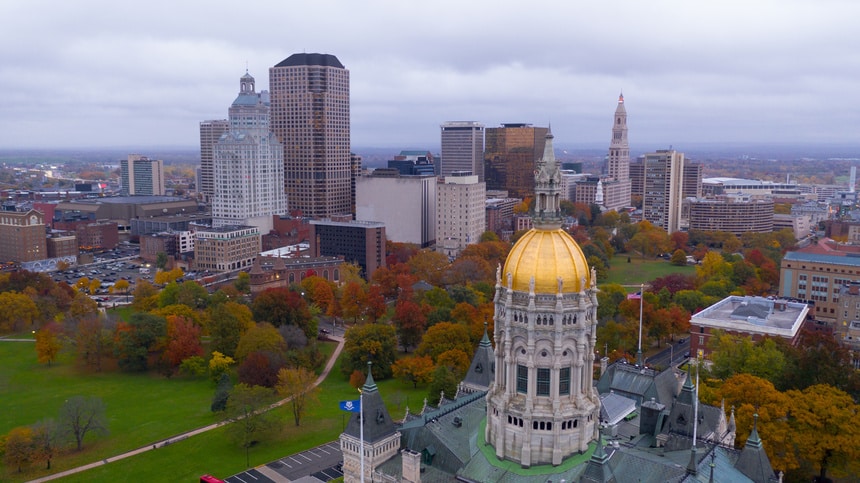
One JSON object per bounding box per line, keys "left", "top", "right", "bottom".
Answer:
{"left": 252, "top": 287, "right": 315, "bottom": 338}
{"left": 238, "top": 351, "right": 286, "bottom": 388}
{"left": 670, "top": 249, "right": 687, "bottom": 266}
{"left": 161, "top": 316, "right": 203, "bottom": 374}
{"left": 393, "top": 299, "right": 427, "bottom": 352}
{"left": 235, "top": 323, "right": 286, "bottom": 363}
{"left": 341, "top": 323, "right": 397, "bottom": 380}
{"left": 276, "top": 367, "right": 319, "bottom": 426}
{"left": 35, "top": 324, "right": 62, "bottom": 367}
{"left": 436, "top": 349, "right": 470, "bottom": 378}
{"left": 226, "top": 384, "right": 274, "bottom": 468}
{"left": 209, "top": 351, "right": 235, "bottom": 383}
{"left": 407, "top": 250, "right": 450, "bottom": 286}
{"left": 155, "top": 251, "right": 169, "bottom": 270}
{"left": 114, "top": 313, "right": 167, "bottom": 372}
{"left": 415, "top": 322, "right": 473, "bottom": 362}
{"left": 31, "top": 419, "right": 59, "bottom": 470}
{"left": 58, "top": 396, "right": 108, "bottom": 451}
{"left": 131, "top": 279, "right": 159, "bottom": 312}
{"left": 211, "top": 372, "right": 233, "bottom": 412}
{"left": 339, "top": 281, "right": 367, "bottom": 325}
{"left": 392, "top": 356, "right": 435, "bottom": 388}
{"left": 234, "top": 271, "right": 250, "bottom": 294}
{"left": 3, "top": 426, "right": 37, "bottom": 473}
{"left": 113, "top": 278, "right": 131, "bottom": 302}
{"left": 364, "top": 284, "right": 388, "bottom": 323}
{"left": 713, "top": 374, "right": 794, "bottom": 472}
{"left": 209, "top": 301, "right": 255, "bottom": 357}
{"left": 0, "top": 291, "right": 39, "bottom": 333}
{"left": 786, "top": 384, "right": 860, "bottom": 481}
{"left": 74, "top": 315, "right": 113, "bottom": 371}
{"left": 427, "top": 365, "right": 459, "bottom": 406}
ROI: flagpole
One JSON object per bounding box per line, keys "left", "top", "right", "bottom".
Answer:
{"left": 359, "top": 386, "right": 365, "bottom": 483}
{"left": 637, "top": 283, "right": 644, "bottom": 366}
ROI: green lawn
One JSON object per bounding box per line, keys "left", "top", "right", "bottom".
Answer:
{"left": 604, "top": 255, "right": 695, "bottom": 289}
{"left": 1, "top": 337, "right": 429, "bottom": 482}
{"left": 0, "top": 340, "right": 218, "bottom": 481}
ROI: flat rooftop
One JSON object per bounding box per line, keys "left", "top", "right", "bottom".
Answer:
{"left": 691, "top": 295, "right": 808, "bottom": 337}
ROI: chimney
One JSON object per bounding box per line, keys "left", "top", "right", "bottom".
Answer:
{"left": 401, "top": 449, "right": 422, "bottom": 483}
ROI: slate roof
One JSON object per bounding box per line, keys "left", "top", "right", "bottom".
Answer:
{"left": 734, "top": 416, "right": 775, "bottom": 483}
{"left": 596, "top": 361, "right": 683, "bottom": 407}
{"left": 342, "top": 366, "right": 397, "bottom": 444}
{"left": 274, "top": 53, "right": 344, "bottom": 68}
{"left": 461, "top": 326, "right": 494, "bottom": 392}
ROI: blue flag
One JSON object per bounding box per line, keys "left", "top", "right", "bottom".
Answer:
{"left": 339, "top": 399, "right": 361, "bottom": 412}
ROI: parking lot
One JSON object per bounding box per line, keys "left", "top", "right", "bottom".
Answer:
{"left": 225, "top": 441, "right": 343, "bottom": 483}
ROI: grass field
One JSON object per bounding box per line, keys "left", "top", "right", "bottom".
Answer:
{"left": 1, "top": 337, "right": 429, "bottom": 482}
{"left": 603, "top": 255, "right": 695, "bottom": 289}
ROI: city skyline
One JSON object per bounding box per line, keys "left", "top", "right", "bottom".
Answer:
{"left": 1, "top": 1, "right": 859, "bottom": 150}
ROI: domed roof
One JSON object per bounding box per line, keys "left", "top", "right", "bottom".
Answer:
{"left": 503, "top": 228, "right": 590, "bottom": 294}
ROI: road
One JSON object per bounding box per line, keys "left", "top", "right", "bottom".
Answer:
{"left": 645, "top": 338, "right": 691, "bottom": 368}
{"left": 26, "top": 335, "right": 346, "bottom": 483}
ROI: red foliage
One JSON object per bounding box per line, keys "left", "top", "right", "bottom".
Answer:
{"left": 238, "top": 351, "right": 285, "bottom": 388}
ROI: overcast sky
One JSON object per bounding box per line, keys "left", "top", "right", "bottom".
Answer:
{"left": 1, "top": 0, "right": 858, "bottom": 151}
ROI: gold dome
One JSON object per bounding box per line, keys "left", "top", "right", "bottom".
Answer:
{"left": 503, "top": 228, "right": 590, "bottom": 294}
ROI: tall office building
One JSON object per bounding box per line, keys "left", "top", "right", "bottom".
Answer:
{"left": 602, "top": 94, "right": 633, "bottom": 210}
{"left": 120, "top": 155, "right": 165, "bottom": 196}
{"left": 441, "top": 121, "right": 484, "bottom": 181}
{"left": 641, "top": 150, "right": 685, "bottom": 233}
{"left": 436, "top": 172, "right": 486, "bottom": 258}
{"left": 269, "top": 53, "right": 351, "bottom": 218}
{"left": 199, "top": 119, "right": 228, "bottom": 202}
{"left": 484, "top": 123, "right": 548, "bottom": 199}
{"left": 211, "top": 72, "right": 287, "bottom": 232}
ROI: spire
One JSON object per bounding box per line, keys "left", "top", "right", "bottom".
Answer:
{"left": 532, "top": 128, "right": 563, "bottom": 230}
{"left": 363, "top": 361, "right": 378, "bottom": 393}
{"left": 735, "top": 413, "right": 776, "bottom": 483}
{"left": 580, "top": 426, "right": 617, "bottom": 482}
{"left": 343, "top": 361, "right": 396, "bottom": 443}
{"left": 728, "top": 405, "right": 736, "bottom": 432}
{"left": 618, "top": 91, "right": 624, "bottom": 103}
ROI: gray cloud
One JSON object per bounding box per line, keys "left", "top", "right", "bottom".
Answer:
{"left": 0, "top": 0, "right": 857, "bottom": 149}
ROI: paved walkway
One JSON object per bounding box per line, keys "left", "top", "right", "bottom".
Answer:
{"left": 27, "top": 335, "right": 346, "bottom": 483}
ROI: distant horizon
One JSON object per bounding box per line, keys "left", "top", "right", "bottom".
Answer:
{"left": 2, "top": 141, "right": 860, "bottom": 162}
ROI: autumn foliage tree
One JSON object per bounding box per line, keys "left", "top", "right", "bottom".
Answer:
{"left": 392, "top": 299, "right": 427, "bottom": 352}
{"left": 161, "top": 316, "right": 203, "bottom": 374}
{"left": 415, "top": 322, "right": 473, "bottom": 363}
{"left": 392, "top": 356, "right": 435, "bottom": 388}
{"left": 276, "top": 367, "right": 319, "bottom": 426}
{"left": 341, "top": 323, "right": 397, "bottom": 380}
{"left": 35, "top": 323, "right": 62, "bottom": 367}
{"left": 252, "top": 287, "right": 316, "bottom": 338}
{"left": 0, "top": 291, "right": 39, "bottom": 333}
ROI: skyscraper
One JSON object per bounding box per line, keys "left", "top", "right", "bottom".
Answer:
{"left": 484, "top": 123, "right": 548, "bottom": 199}
{"left": 641, "top": 149, "right": 686, "bottom": 233}
{"left": 269, "top": 53, "right": 351, "bottom": 218}
{"left": 199, "top": 119, "right": 228, "bottom": 202}
{"left": 440, "top": 121, "right": 484, "bottom": 181}
{"left": 601, "top": 94, "right": 633, "bottom": 210}
{"left": 211, "top": 71, "right": 286, "bottom": 232}
{"left": 120, "top": 155, "right": 164, "bottom": 196}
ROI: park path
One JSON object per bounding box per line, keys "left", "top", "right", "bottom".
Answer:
{"left": 27, "top": 335, "right": 346, "bottom": 483}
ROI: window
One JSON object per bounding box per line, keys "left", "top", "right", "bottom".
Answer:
{"left": 537, "top": 368, "right": 550, "bottom": 396}
{"left": 559, "top": 367, "right": 571, "bottom": 395}
{"left": 516, "top": 365, "right": 528, "bottom": 394}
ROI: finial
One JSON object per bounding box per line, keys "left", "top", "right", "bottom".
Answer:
{"left": 618, "top": 91, "right": 624, "bottom": 103}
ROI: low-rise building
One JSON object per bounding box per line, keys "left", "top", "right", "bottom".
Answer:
{"left": 194, "top": 225, "right": 260, "bottom": 272}
{"left": 689, "top": 295, "right": 811, "bottom": 357}
{"left": 248, "top": 254, "right": 343, "bottom": 294}
{"left": 780, "top": 242, "right": 860, "bottom": 322}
